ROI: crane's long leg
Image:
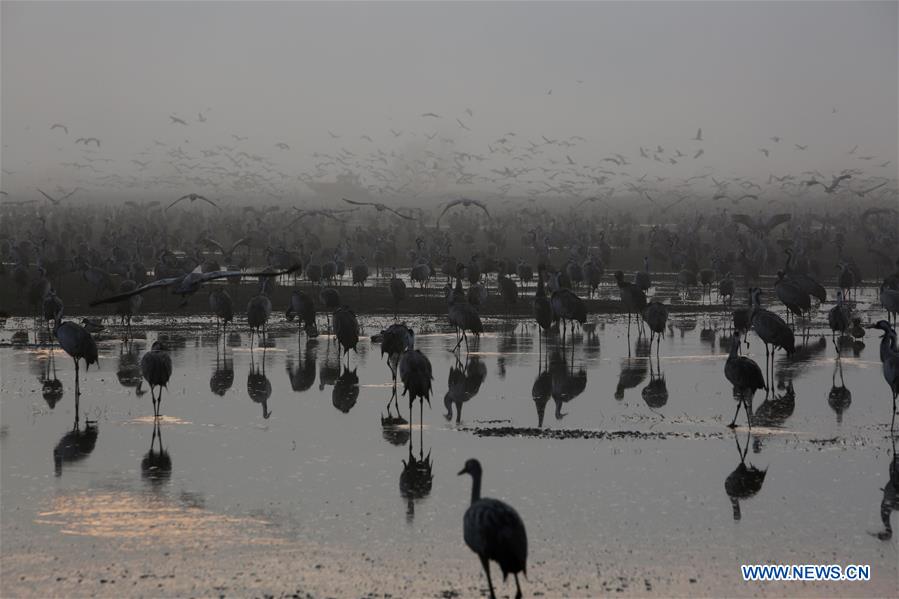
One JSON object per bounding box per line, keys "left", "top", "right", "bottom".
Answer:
{"left": 514, "top": 573, "right": 523, "bottom": 599}
{"left": 480, "top": 555, "right": 496, "bottom": 599}
{"left": 728, "top": 395, "right": 742, "bottom": 428}
{"left": 892, "top": 396, "right": 897, "bottom": 433}
{"left": 74, "top": 359, "right": 80, "bottom": 397}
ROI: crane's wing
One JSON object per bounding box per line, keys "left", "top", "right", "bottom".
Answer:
{"left": 661, "top": 196, "right": 686, "bottom": 213}
{"left": 385, "top": 206, "right": 416, "bottom": 220}
{"left": 36, "top": 189, "right": 57, "bottom": 203}
{"left": 195, "top": 264, "right": 302, "bottom": 284}
{"left": 166, "top": 196, "right": 189, "bottom": 210}
{"left": 764, "top": 213, "right": 791, "bottom": 233}
{"left": 227, "top": 237, "right": 250, "bottom": 255}
{"left": 436, "top": 201, "right": 461, "bottom": 226}
{"left": 473, "top": 200, "right": 491, "bottom": 218}
{"left": 202, "top": 238, "right": 225, "bottom": 254}
{"left": 861, "top": 181, "right": 887, "bottom": 195}
{"left": 89, "top": 276, "right": 183, "bottom": 306}
{"left": 342, "top": 198, "right": 373, "bottom": 207}
{"left": 731, "top": 214, "right": 760, "bottom": 234}
{"left": 60, "top": 187, "right": 82, "bottom": 201}
{"left": 196, "top": 195, "right": 219, "bottom": 209}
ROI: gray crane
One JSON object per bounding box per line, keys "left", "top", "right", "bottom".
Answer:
{"left": 458, "top": 458, "right": 528, "bottom": 599}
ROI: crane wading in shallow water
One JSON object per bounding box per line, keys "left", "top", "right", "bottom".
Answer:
{"left": 53, "top": 306, "right": 98, "bottom": 397}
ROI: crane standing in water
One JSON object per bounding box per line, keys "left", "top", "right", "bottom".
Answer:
{"left": 53, "top": 306, "right": 98, "bottom": 397}
{"left": 141, "top": 341, "right": 173, "bottom": 418}
{"left": 725, "top": 332, "right": 767, "bottom": 428}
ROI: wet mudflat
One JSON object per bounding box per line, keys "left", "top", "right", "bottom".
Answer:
{"left": 1, "top": 296, "right": 897, "bottom": 597}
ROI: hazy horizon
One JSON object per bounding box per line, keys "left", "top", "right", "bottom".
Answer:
{"left": 2, "top": 1, "right": 897, "bottom": 205}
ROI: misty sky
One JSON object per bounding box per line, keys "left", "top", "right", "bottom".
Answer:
{"left": 2, "top": 1, "right": 896, "bottom": 203}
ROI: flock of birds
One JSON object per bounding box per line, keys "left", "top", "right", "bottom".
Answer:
{"left": 2, "top": 136, "right": 899, "bottom": 594}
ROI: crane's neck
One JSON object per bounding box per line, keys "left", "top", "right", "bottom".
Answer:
{"left": 728, "top": 336, "right": 740, "bottom": 360}
{"left": 470, "top": 471, "right": 482, "bottom": 505}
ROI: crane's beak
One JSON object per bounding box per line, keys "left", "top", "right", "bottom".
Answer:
{"left": 457, "top": 467, "right": 468, "bottom": 476}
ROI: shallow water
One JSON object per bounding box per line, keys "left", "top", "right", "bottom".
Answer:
{"left": 1, "top": 293, "right": 897, "bottom": 595}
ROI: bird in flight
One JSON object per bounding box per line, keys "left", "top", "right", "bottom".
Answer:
{"left": 436, "top": 197, "right": 490, "bottom": 227}
{"left": 341, "top": 198, "right": 415, "bottom": 220}
{"left": 847, "top": 145, "right": 858, "bottom": 155}
{"left": 576, "top": 195, "right": 610, "bottom": 208}
{"left": 169, "top": 115, "right": 188, "bottom": 125}
{"left": 37, "top": 187, "right": 81, "bottom": 205}
{"left": 805, "top": 174, "right": 850, "bottom": 194}
{"left": 770, "top": 136, "right": 781, "bottom": 143}
{"left": 390, "top": 129, "right": 403, "bottom": 137}
{"left": 286, "top": 208, "right": 358, "bottom": 226}
{"left": 361, "top": 135, "right": 374, "bottom": 142}
{"left": 166, "top": 193, "right": 219, "bottom": 211}
{"left": 693, "top": 128, "right": 703, "bottom": 141}
{"left": 456, "top": 119, "right": 470, "bottom": 131}
{"left": 421, "top": 112, "right": 441, "bottom": 118}
{"left": 197, "top": 112, "right": 207, "bottom": 122}
{"left": 849, "top": 180, "right": 887, "bottom": 198}
{"left": 50, "top": 123, "right": 68, "bottom": 134}
{"left": 202, "top": 237, "right": 250, "bottom": 262}
{"left": 644, "top": 193, "right": 687, "bottom": 213}
{"left": 758, "top": 148, "right": 769, "bottom": 158}
{"left": 91, "top": 264, "right": 301, "bottom": 307}
{"left": 693, "top": 149, "right": 704, "bottom": 159}
{"left": 232, "top": 134, "right": 248, "bottom": 141}
{"left": 794, "top": 144, "right": 807, "bottom": 150}
{"left": 275, "top": 142, "right": 290, "bottom": 150}
{"left": 327, "top": 130, "right": 341, "bottom": 139}
{"left": 731, "top": 213, "right": 791, "bottom": 237}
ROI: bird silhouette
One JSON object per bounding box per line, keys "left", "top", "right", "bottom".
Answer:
{"left": 731, "top": 213, "right": 791, "bottom": 237}
{"left": 725, "top": 332, "right": 766, "bottom": 428}
{"left": 37, "top": 187, "right": 81, "bottom": 205}
{"left": 437, "top": 198, "right": 490, "bottom": 227}
{"left": 805, "top": 174, "right": 850, "bottom": 194}
{"left": 141, "top": 340, "right": 173, "bottom": 417}
{"left": 53, "top": 307, "right": 98, "bottom": 397}
{"left": 341, "top": 197, "right": 415, "bottom": 220}
{"left": 725, "top": 430, "right": 767, "bottom": 520}
{"left": 91, "top": 264, "right": 300, "bottom": 307}
{"left": 459, "top": 459, "right": 528, "bottom": 599}
{"left": 166, "top": 193, "right": 218, "bottom": 211}
{"left": 141, "top": 420, "right": 172, "bottom": 488}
